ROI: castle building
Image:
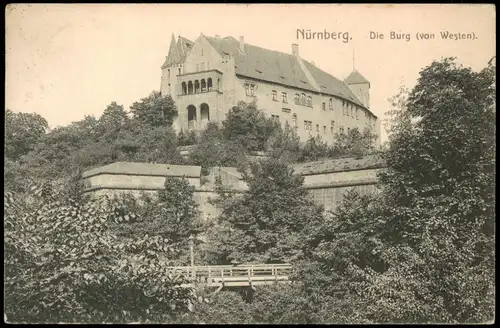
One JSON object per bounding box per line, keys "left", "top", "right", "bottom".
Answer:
{"left": 160, "top": 34, "right": 381, "bottom": 145}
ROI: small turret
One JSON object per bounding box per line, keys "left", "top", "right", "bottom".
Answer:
{"left": 345, "top": 70, "right": 370, "bottom": 108}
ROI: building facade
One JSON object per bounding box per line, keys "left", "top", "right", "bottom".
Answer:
{"left": 160, "top": 34, "right": 381, "bottom": 145}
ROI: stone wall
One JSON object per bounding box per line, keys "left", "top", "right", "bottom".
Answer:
{"left": 82, "top": 155, "right": 386, "bottom": 218}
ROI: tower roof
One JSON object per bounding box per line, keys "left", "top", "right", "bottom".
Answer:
{"left": 345, "top": 70, "right": 370, "bottom": 85}
{"left": 162, "top": 35, "right": 194, "bottom": 68}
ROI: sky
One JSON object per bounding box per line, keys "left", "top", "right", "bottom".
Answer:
{"left": 5, "top": 4, "right": 496, "bottom": 142}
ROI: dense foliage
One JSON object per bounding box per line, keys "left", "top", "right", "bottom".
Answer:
{"left": 200, "top": 157, "right": 325, "bottom": 265}
{"left": 4, "top": 183, "right": 199, "bottom": 323}
{"left": 4, "top": 57, "right": 494, "bottom": 324}
{"left": 291, "top": 57, "right": 496, "bottom": 324}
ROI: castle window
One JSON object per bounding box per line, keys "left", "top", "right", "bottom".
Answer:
{"left": 294, "top": 94, "right": 300, "bottom": 105}
{"left": 304, "top": 120, "right": 312, "bottom": 130}
{"left": 322, "top": 102, "right": 326, "bottom": 111}
{"left": 207, "top": 62, "right": 210, "bottom": 70}
{"left": 307, "top": 96, "right": 312, "bottom": 107}
{"left": 178, "top": 68, "right": 181, "bottom": 75}
{"left": 347, "top": 127, "right": 351, "bottom": 134}
{"left": 329, "top": 98, "right": 333, "bottom": 110}
{"left": 272, "top": 90, "right": 278, "bottom": 101}
{"left": 323, "top": 126, "right": 327, "bottom": 134}
{"left": 167, "top": 69, "right": 170, "bottom": 78}
{"left": 201, "top": 49, "right": 204, "bottom": 56}
{"left": 282, "top": 108, "right": 291, "bottom": 113}
{"left": 201, "top": 62, "right": 205, "bottom": 71}
{"left": 271, "top": 115, "right": 279, "bottom": 122}
{"left": 356, "top": 108, "right": 359, "bottom": 120}
{"left": 194, "top": 80, "right": 200, "bottom": 93}
{"left": 301, "top": 93, "right": 307, "bottom": 106}
{"left": 351, "top": 105, "right": 354, "bottom": 117}
{"left": 245, "top": 83, "right": 255, "bottom": 96}
{"left": 316, "top": 124, "right": 319, "bottom": 132}
{"left": 201, "top": 79, "right": 207, "bottom": 92}
{"left": 339, "top": 127, "right": 344, "bottom": 134}
{"left": 196, "top": 64, "right": 200, "bottom": 72}
{"left": 293, "top": 114, "right": 297, "bottom": 128}
{"left": 342, "top": 101, "right": 345, "bottom": 115}
{"left": 208, "top": 78, "right": 213, "bottom": 91}
{"left": 330, "top": 120, "right": 335, "bottom": 133}
{"left": 282, "top": 92, "right": 288, "bottom": 103}
{"left": 182, "top": 82, "right": 187, "bottom": 95}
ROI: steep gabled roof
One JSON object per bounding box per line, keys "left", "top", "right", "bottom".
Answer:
{"left": 303, "top": 61, "right": 365, "bottom": 105}
{"left": 204, "top": 36, "right": 367, "bottom": 109}
{"left": 162, "top": 35, "right": 194, "bottom": 69}
{"left": 345, "top": 70, "right": 370, "bottom": 85}
{"left": 177, "top": 36, "right": 194, "bottom": 57}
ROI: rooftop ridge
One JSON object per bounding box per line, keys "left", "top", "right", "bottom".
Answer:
{"left": 182, "top": 34, "right": 375, "bottom": 115}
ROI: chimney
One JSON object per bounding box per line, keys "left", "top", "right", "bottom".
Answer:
{"left": 239, "top": 36, "right": 245, "bottom": 53}
{"left": 292, "top": 43, "right": 299, "bottom": 57}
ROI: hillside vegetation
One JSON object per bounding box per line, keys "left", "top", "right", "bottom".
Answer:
{"left": 4, "top": 58, "right": 495, "bottom": 323}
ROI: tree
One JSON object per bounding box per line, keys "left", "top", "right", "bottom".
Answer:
{"left": 188, "top": 122, "right": 246, "bottom": 175}
{"left": 177, "top": 129, "right": 198, "bottom": 146}
{"left": 222, "top": 101, "right": 278, "bottom": 152}
{"left": 333, "top": 127, "right": 378, "bottom": 158}
{"left": 202, "top": 157, "right": 325, "bottom": 264}
{"left": 112, "top": 177, "right": 205, "bottom": 265}
{"left": 98, "top": 102, "right": 129, "bottom": 140}
{"left": 374, "top": 57, "right": 495, "bottom": 323}
{"left": 266, "top": 123, "right": 302, "bottom": 164}
{"left": 4, "top": 186, "right": 197, "bottom": 323}
{"left": 4, "top": 109, "right": 48, "bottom": 161}
{"left": 181, "top": 291, "right": 255, "bottom": 324}
{"left": 296, "top": 57, "right": 496, "bottom": 324}
{"left": 298, "top": 135, "right": 331, "bottom": 162}
{"left": 130, "top": 91, "right": 177, "bottom": 127}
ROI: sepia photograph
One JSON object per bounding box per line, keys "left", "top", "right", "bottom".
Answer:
{"left": 4, "top": 3, "right": 495, "bottom": 324}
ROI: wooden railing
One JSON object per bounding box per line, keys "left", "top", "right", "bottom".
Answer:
{"left": 168, "top": 263, "right": 293, "bottom": 287}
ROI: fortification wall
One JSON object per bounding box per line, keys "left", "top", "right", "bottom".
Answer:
{"left": 82, "top": 155, "right": 386, "bottom": 217}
